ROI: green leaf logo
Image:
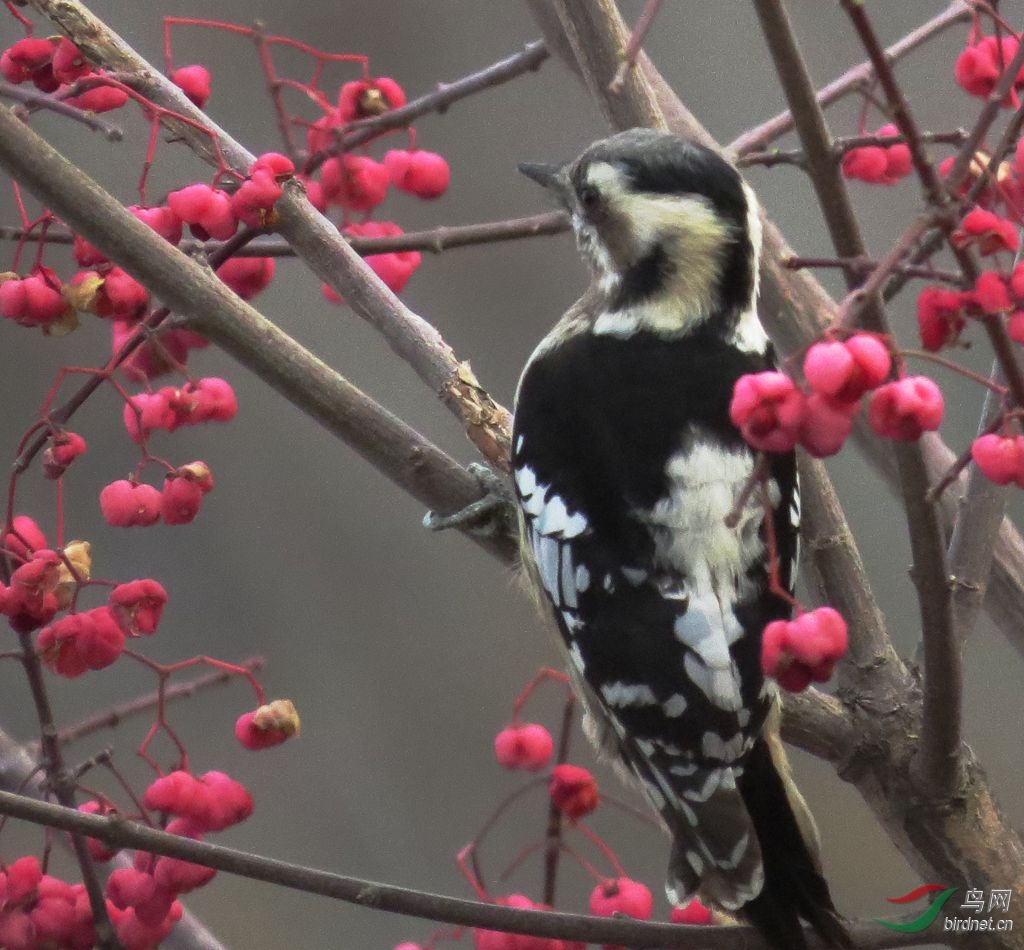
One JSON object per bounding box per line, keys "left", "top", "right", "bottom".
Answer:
{"left": 873, "top": 886, "right": 958, "bottom": 933}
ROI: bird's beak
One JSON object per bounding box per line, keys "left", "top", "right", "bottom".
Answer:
{"left": 518, "top": 162, "right": 566, "bottom": 192}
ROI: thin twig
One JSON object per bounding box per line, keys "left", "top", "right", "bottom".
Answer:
{"left": 739, "top": 130, "right": 969, "bottom": 171}
{"left": 0, "top": 788, "right": 955, "bottom": 950}
{"left": 52, "top": 656, "right": 266, "bottom": 747}
{"left": 15, "top": 632, "right": 118, "bottom": 946}
{"left": 608, "top": 0, "right": 664, "bottom": 93}
{"left": 0, "top": 78, "right": 124, "bottom": 140}
{"left": 305, "top": 40, "right": 550, "bottom": 172}
{"left": 785, "top": 255, "right": 964, "bottom": 287}
{"left": 0, "top": 211, "right": 570, "bottom": 258}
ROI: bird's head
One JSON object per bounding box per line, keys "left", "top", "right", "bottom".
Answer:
{"left": 520, "top": 129, "right": 761, "bottom": 335}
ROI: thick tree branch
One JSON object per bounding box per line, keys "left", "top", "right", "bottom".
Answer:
{"left": 0, "top": 789, "right": 953, "bottom": 950}
{"left": 947, "top": 389, "right": 1007, "bottom": 638}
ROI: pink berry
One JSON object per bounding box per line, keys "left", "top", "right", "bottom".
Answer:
{"left": 41, "top": 431, "right": 87, "bottom": 480}
{"left": 867, "top": 376, "right": 944, "bottom": 441}
{"left": 3, "top": 515, "right": 48, "bottom": 562}
{"left": 0, "top": 911, "right": 33, "bottom": 950}
{"left": 549, "top": 764, "right": 598, "bottom": 820}
{"left": 234, "top": 699, "right": 301, "bottom": 750}
{"left": 152, "top": 855, "right": 216, "bottom": 894}
{"left": 589, "top": 877, "right": 653, "bottom": 920}
{"left": 51, "top": 38, "right": 90, "bottom": 83}
{"left": 798, "top": 393, "right": 858, "bottom": 458}
{"left": 123, "top": 391, "right": 176, "bottom": 443}
{"left": 955, "top": 35, "right": 1024, "bottom": 104}
{"left": 1, "top": 38, "right": 54, "bottom": 82}
{"left": 337, "top": 77, "right": 406, "bottom": 121}
{"left": 671, "top": 899, "right": 712, "bottom": 925}
{"left": 251, "top": 152, "right": 295, "bottom": 178}
{"left": 160, "top": 476, "right": 204, "bottom": 525}
{"left": 971, "top": 433, "right": 1024, "bottom": 486}
{"left": 916, "top": 286, "right": 967, "bottom": 352}
{"left": 167, "top": 183, "right": 238, "bottom": 241}
{"left": 170, "top": 65, "right": 211, "bottom": 107}
{"left": 109, "top": 579, "right": 168, "bottom": 635}
{"left": 384, "top": 149, "right": 451, "bottom": 199}
{"left": 64, "top": 77, "right": 129, "bottom": 113}
{"left": 0, "top": 272, "right": 66, "bottom": 328}
{"left": 78, "top": 801, "right": 120, "bottom": 861}
{"left": 729, "top": 371, "right": 805, "bottom": 453}
{"left": 129, "top": 205, "right": 183, "bottom": 244}
{"left": 320, "top": 154, "right": 390, "bottom": 212}
{"left": 216, "top": 257, "right": 275, "bottom": 300}
{"left": 972, "top": 270, "right": 1012, "bottom": 314}
{"left": 100, "top": 480, "right": 162, "bottom": 527}
{"left": 952, "top": 207, "right": 1019, "bottom": 256}
{"left": 803, "top": 334, "right": 889, "bottom": 403}
{"left": 762, "top": 607, "right": 848, "bottom": 692}
{"left": 106, "top": 868, "right": 158, "bottom": 911}
{"left": 840, "top": 125, "right": 912, "bottom": 186}
{"left": 494, "top": 722, "right": 553, "bottom": 771}
{"left": 5, "top": 855, "right": 42, "bottom": 903}
{"left": 230, "top": 169, "right": 283, "bottom": 227}
{"left": 97, "top": 267, "right": 149, "bottom": 318}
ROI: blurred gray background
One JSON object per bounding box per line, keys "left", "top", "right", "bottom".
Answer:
{"left": 1, "top": 2, "right": 1021, "bottom": 947}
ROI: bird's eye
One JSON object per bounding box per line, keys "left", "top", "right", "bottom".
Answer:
{"left": 577, "top": 184, "right": 601, "bottom": 210}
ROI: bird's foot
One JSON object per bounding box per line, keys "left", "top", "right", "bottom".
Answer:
{"left": 423, "top": 463, "right": 515, "bottom": 537}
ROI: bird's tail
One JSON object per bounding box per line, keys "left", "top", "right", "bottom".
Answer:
{"left": 737, "top": 729, "right": 851, "bottom": 949}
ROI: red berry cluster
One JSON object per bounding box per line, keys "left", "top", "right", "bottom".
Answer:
{"left": 841, "top": 124, "right": 912, "bottom": 186}
{"left": 1, "top": 36, "right": 128, "bottom": 112}
{"left": 731, "top": 333, "right": 943, "bottom": 457}
{"left": 761, "top": 607, "right": 849, "bottom": 693}
{"left": 299, "top": 71, "right": 451, "bottom": 298}
{"left": 955, "top": 31, "right": 1024, "bottom": 106}
{"left": 0, "top": 855, "right": 126, "bottom": 950}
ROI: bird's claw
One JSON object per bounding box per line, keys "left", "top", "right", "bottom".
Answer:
{"left": 423, "top": 463, "right": 515, "bottom": 536}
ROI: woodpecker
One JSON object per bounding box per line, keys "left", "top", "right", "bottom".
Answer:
{"left": 513, "top": 129, "right": 848, "bottom": 950}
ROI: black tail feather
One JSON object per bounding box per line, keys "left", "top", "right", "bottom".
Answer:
{"left": 738, "top": 738, "right": 851, "bottom": 949}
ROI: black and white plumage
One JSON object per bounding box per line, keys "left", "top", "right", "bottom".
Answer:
{"left": 513, "top": 130, "right": 847, "bottom": 950}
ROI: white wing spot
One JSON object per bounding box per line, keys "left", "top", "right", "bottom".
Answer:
{"left": 720, "top": 831, "right": 749, "bottom": 871}
{"left": 701, "top": 730, "right": 746, "bottom": 762}
{"left": 663, "top": 694, "right": 688, "bottom": 718}
{"left": 682, "top": 770, "right": 722, "bottom": 803}
{"left": 621, "top": 566, "right": 648, "bottom": 586}
{"left": 534, "top": 534, "right": 560, "bottom": 602}
{"left": 575, "top": 564, "right": 591, "bottom": 593}
{"left": 684, "top": 653, "right": 742, "bottom": 711}
{"left": 600, "top": 682, "right": 658, "bottom": 708}
{"left": 514, "top": 464, "right": 537, "bottom": 499}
